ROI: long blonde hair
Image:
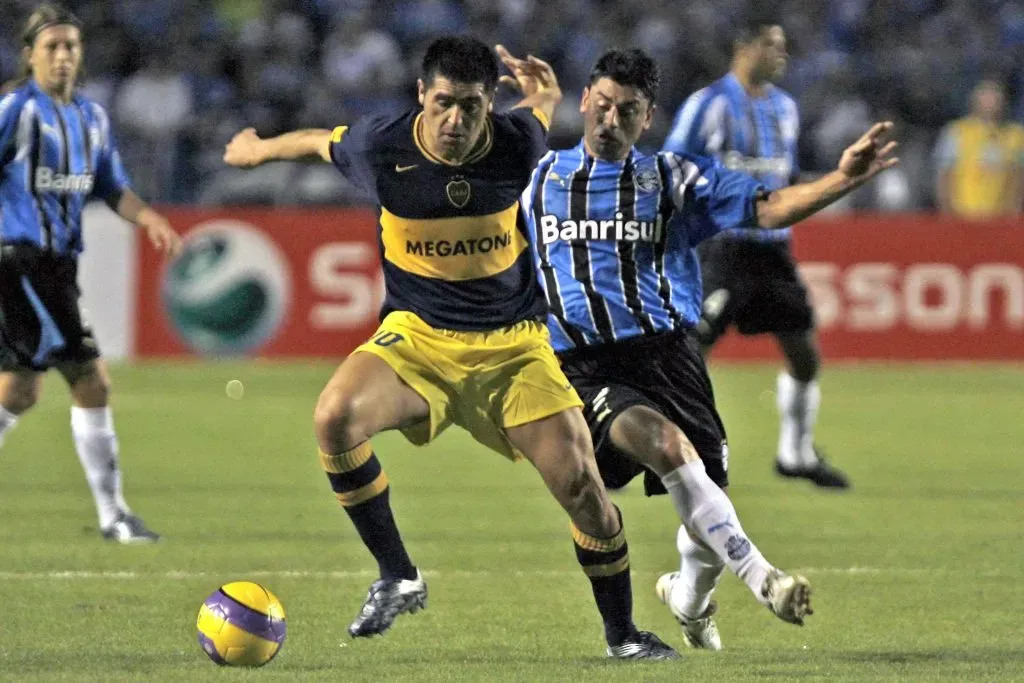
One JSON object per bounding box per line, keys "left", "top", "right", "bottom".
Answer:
{"left": 15, "top": 3, "right": 84, "bottom": 87}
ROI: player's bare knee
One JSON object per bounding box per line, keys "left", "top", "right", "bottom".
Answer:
{"left": 3, "top": 380, "right": 39, "bottom": 414}
{"left": 650, "top": 422, "right": 700, "bottom": 473}
{"left": 313, "top": 386, "right": 370, "bottom": 450}
{"left": 622, "top": 409, "right": 698, "bottom": 474}
{"left": 69, "top": 370, "right": 110, "bottom": 407}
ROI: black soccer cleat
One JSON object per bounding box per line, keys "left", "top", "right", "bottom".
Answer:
{"left": 348, "top": 570, "right": 427, "bottom": 637}
{"left": 606, "top": 630, "right": 681, "bottom": 660}
{"left": 775, "top": 449, "right": 850, "bottom": 489}
{"left": 101, "top": 512, "right": 160, "bottom": 544}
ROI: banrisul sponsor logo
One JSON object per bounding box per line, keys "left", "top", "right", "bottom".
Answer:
{"left": 539, "top": 213, "right": 662, "bottom": 245}
{"left": 722, "top": 151, "right": 791, "bottom": 178}
{"left": 35, "top": 167, "right": 94, "bottom": 193}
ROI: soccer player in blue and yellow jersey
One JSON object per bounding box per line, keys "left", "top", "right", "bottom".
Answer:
{"left": 0, "top": 4, "right": 180, "bottom": 543}
{"left": 524, "top": 48, "right": 897, "bottom": 649}
{"left": 224, "top": 36, "right": 676, "bottom": 659}
{"left": 664, "top": 18, "right": 851, "bottom": 489}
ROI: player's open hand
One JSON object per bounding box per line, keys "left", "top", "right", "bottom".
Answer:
{"left": 140, "top": 214, "right": 182, "bottom": 257}
{"left": 838, "top": 121, "right": 899, "bottom": 181}
{"left": 495, "top": 45, "right": 561, "bottom": 103}
{"left": 224, "top": 127, "right": 266, "bottom": 167}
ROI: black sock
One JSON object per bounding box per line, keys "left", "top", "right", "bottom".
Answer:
{"left": 571, "top": 510, "right": 636, "bottom": 646}
{"left": 320, "top": 444, "right": 417, "bottom": 581}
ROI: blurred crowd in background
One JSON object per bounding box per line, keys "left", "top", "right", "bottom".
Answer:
{"left": 2, "top": 0, "right": 1023, "bottom": 213}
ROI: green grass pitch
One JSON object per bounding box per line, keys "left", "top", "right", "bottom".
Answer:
{"left": 1, "top": 361, "right": 1022, "bottom": 681}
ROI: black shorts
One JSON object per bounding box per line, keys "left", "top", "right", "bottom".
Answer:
{"left": 560, "top": 330, "right": 729, "bottom": 495}
{"left": 0, "top": 243, "right": 100, "bottom": 372}
{"left": 696, "top": 237, "right": 814, "bottom": 345}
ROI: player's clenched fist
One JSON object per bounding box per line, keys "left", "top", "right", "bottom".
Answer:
{"left": 223, "top": 127, "right": 266, "bottom": 167}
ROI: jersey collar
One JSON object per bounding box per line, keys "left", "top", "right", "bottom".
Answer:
{"left": 413, "top": 112, "right": 494, "bottom": 166}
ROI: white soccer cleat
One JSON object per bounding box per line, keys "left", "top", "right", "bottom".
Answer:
{"left": 761, "top": 569, "right": 813, "bottom": 626}
{"left": 655, "top": 571, "right": 723, "bottom": 651}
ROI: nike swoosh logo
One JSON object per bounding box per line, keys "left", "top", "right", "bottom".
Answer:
{"left": 395, "top": 164, "right": 418, "bottom": 173}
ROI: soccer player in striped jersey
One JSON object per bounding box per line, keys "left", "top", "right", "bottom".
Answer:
{"left": 225, "top": 37, "right": 676, "bottom": 660}
{"left": 0, "top": 5, "right": 181, "bottom": 542}
{"left": 663, "top": 18, "right": 850, "bottom": 489}
{"left": 524, "top": 48, "right": 897, "bottom": 648}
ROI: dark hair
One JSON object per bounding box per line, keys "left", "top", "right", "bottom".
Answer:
{"left": 16, "top": 4, "right": 83, "bottom": 85}
{"left": 421, "top": 36, "right": 498, "bottom": 91}
{"left": 588, "top": 49, "right": 660, "bottom": 104}
{"left": 732, "top": 13, "right": 778, "bottom": 51}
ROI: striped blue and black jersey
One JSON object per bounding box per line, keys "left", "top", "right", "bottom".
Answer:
{"left": 0, "top": 80, "right": 132, "bottom": 255}
{"left": 664, "top": 73, "right": 799, "bottom": 242}
{"left": 524, "top": 141, "right": 765, "bottom": 352}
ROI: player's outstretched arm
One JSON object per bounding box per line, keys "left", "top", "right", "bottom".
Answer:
{"left": 223, "top": 127, "right": 333, "bottom": 167}
{"left": 756, "top": 121, "right": 899, "bottom": 228}
{"left": 114, "top": 189, "right": 182, "bottom": 256}
{"left": 495, "top": 45, "right": 562, "bottom": 125}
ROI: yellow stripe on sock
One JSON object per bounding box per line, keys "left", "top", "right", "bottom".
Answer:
{"left": 582, "top": 554, "right": 630, "bottom": 578}
{"left": 319, "top": 442, "right": 373, "bottom": 474}
{"left": 571, "top": 522, "right": 626, "bottom": 553}
{"left": 335, "top": 472, "right": 389, "bottom": 507}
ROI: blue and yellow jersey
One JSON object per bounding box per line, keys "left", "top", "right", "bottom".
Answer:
{"left": 329, "top": 107, "right": 550, "bottom": 331}
{"left": 0, "top": 80, "right": 132, "bottom": 254}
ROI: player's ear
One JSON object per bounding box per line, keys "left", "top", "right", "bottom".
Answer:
{"left": 417, "top": 78, "right": 426, "bottom": 106}
{"left": 643, "top": 103, "right": 655, "bottom": 131}
{"left": 580, "top": 87, "right": 590, "bottom": 114}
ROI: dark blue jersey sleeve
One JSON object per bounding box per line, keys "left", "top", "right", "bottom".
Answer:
{"left": 662, "top": 152, "right": 766, "bottom": 245}
{"left": 91, "top": 103, "right": 133, "bottom": 206}
{"left": 328, "top": 115, "right": 386, "bottom": 197}
{"left": 502, "top": 107, "right": 550, "bottom": 167}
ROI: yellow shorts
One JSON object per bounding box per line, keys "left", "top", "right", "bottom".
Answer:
{"left": 353, "top": 311, "right": 583, "bottom": 460}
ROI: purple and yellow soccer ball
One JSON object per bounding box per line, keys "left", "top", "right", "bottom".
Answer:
{"left": 196, "top": 581, "right": 287, "bottom": 667}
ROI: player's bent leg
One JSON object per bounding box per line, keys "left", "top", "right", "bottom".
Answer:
{"left": 57, "top": 359, "right": 158, "bottom": 544}
{"left": 609, "top": 405, "right": 726, "bottom": 646}
{"left": 0, "top": 370, "right": 42, "bottom": 447}
{"left": 607, "top": 405, "right": 812, "bottom": 628}
{"left": 774, "top": 331, "right": 849, "bottom": 489}
{"left": 314, "top": 352, "right": 429, "bottom": 638}
{"left": 314, "top": 351, "right": 430, "bottom": 453}
{"left": 506, "top": 409, "right": 678, "bottom": 660}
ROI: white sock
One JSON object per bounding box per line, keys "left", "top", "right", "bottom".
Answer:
{"left": 671, "top": 526, "right": 726, "bottom": 620}
{"left": 71, "top": 407, "right": 128, "bottom": 529}
{"left": 776, "top": 372, "right": 821, "bottom": 469}
{"left": 0, "top": 405, "right": 19, "bottom": 447}
{"left": 661, "top": 460, "right": 774, "bottom": 603}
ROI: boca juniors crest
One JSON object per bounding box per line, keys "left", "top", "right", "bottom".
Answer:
{"left": 446, "top": 177, "right": 471, "bottom": 208}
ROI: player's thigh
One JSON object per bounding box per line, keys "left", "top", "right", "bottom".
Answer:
{"left": 609, "top": 404, "right": 701, "bottom": 477}
{"left": 461, "top": 323, "right": 583, "bottom": 461}
{"left": 565, "top": 368, "right": 652, "bottom": 491}
{"left": 316, "top": 351, "right": 430, "bottom": 437}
